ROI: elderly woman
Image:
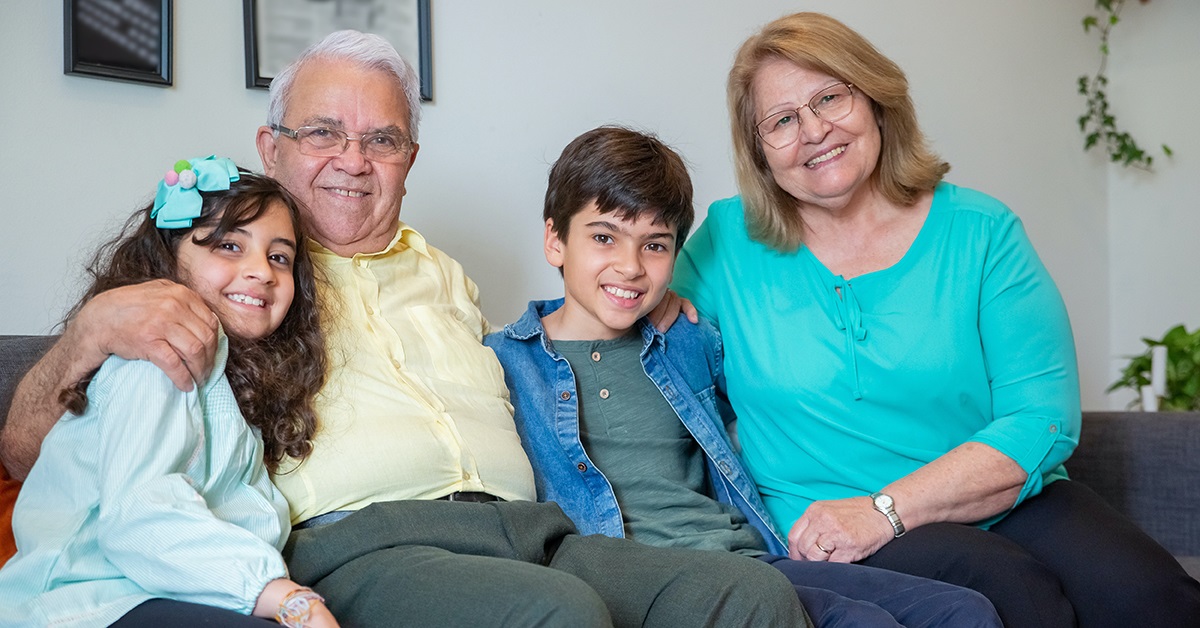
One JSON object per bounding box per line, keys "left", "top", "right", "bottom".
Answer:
{"left": 673, "top": 12, "right": 1200, "bottom": 628}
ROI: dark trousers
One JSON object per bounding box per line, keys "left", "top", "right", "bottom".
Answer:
{"left": 283, "top": 499, "right": 811, "bottom": 628}
{"left": 759, "top": 555, "right": 1002, "bottom": 627}
{"left": 110, "top": 599, "right": 274, "bottom": 627}
{"left": 858, "top": 480, "right": 1200, "bottom": 628}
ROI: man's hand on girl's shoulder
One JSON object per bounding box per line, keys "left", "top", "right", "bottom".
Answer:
{"left": 76, "top": 279, "right": 219, "bottom": 391}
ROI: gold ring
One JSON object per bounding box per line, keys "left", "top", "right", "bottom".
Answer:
{"left": 815, "top": 541, "right": 833, "bottom": 553}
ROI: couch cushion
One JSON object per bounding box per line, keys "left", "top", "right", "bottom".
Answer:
{"left": 1069, "top": 411, "right": 1200, "bottom": 558}
{"left": 0, "top": 335, "right": 58, "bottom": 432}
{"left": 1180, "top": 557, "right": 1200, "bottom": 581}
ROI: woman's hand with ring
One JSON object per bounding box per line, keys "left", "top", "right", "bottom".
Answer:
{"left": 788, "top": 496, "right": 895, "bottom": 563}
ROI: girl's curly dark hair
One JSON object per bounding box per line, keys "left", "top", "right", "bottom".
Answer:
{"left": 60, "top": 171, "right": 327, "bottom": 471}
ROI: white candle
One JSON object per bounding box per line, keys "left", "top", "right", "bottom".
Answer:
{"left": 1151, "top": 345, "right": 1168, "bottom": 398}
{"left": 1141, "top": 384, "right": 1160, "bottom": 412}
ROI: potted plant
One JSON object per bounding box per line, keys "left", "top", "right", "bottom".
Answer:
{"left": 1109, "top": 325, "right": 1200, "bottom": 410}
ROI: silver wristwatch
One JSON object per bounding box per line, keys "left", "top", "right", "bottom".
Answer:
{"left": 870, "top": 491, "right": 906, "bottom": 537}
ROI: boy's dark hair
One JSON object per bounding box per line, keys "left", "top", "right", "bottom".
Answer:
{"left": 544, "top": 126, "right": 694, "bottom": 246}
{"left": 60, "top": 171, "right": 328, "bottom": 471}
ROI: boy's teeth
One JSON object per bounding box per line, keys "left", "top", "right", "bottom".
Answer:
{"left": 605, "top": 286, "right": 641, "bottom": 299}
{"left": 806, "top": 145, "right": 845, "bottom": 167}
{"left": 227, "top": 293, "right": 265, "bottom": 307}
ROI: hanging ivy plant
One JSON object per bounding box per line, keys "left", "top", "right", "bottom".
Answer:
{"left": 1077, "top": 0, "right": 1172, "bottom": 170}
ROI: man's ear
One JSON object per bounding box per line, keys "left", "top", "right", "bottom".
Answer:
{"left": 256, "top": 126, "right": 279, "bottom": 176}
{"left": 544, "top": 219, "right": 565, "bottom": 268}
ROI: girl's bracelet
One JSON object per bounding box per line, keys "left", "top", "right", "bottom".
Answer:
{"left": 276, "top": 586, "right": 325, "bottom": 628}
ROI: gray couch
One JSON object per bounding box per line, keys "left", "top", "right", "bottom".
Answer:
{"left": 2, "top": 334, "right": 1197, "bottom": 579}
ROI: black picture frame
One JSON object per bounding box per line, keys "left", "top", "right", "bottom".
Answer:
{"left": 243, "top": 0, "right": 432, "bottom": 101}
{"left": 64, "top": 0, "right": 172, "bottom": 86}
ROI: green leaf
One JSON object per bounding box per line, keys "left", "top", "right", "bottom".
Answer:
{"left": 1163, "top": 144, "right": 1174, "bottom": 156}
{"left": 1083, "top": 15, "right": 1099, "bottom": 31}
{"left": 1116, "top": 324, "right": 1200, "bottom": 410}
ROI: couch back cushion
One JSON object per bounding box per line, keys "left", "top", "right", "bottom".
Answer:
{"left": 0, "top": 335, "right": 58, "bottom": 432}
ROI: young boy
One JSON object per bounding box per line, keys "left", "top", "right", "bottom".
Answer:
{"left": 484, "top": 126, "right": 1002, "bottom": 628}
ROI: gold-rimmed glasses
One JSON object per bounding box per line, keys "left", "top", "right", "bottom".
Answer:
{"left": 755, "top": 83, "right": 855, "bottom": 150}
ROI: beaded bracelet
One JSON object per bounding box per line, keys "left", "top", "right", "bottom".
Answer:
{"left": 276, "top": 586, "right": 325, "bottom": 628}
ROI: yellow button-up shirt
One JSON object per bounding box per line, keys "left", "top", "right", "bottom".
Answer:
{"left": 273, "top": 222, "right": 536, "bottom": 523}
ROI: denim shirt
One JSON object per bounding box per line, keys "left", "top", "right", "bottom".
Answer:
{"left": 484, "top": 299, "right": 786, "bottom": 555}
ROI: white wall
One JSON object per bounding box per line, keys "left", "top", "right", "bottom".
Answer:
{"left": 2, "top": 0, "right": 1183, "bottom": 410}
{"left": 1104, "top": 0, "right": 1200, "bottom": 409}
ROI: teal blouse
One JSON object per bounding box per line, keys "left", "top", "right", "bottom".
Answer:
{"left": 672, "top": 183, "right": 1080, "bottom": 533}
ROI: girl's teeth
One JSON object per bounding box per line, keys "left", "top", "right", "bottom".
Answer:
{"left": 227, "top": 294, "right": 265, "bottom": 307}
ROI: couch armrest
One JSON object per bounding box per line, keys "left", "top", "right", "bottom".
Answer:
{"left": 1068, "top": 411, "right": 1200, "bottom": 557}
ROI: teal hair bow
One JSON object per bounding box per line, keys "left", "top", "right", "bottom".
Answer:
{"left": 151, "top": 155, "right": 241, "bottom": 229}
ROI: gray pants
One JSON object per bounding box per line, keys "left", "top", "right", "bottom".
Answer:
{"left": 283, "top": 499, "right": 811, "bottom": 627}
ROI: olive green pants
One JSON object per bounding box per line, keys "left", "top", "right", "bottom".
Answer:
{"left": 283, "top": 500, "right": 811, "bottom": 627}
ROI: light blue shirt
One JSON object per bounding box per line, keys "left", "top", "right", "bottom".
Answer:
{"left": 0, "top": 334, "right": 290, "bottom": 627}
{"left": 672, "top": 183, "right": 1081, "bottom": 532}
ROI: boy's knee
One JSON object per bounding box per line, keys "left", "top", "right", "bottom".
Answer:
{"left": 651, "top": 554, "right": 812, "bottom": 628}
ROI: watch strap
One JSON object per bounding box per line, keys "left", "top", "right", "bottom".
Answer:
{"left": 869, "top": 491, "right": 907, "bottom": 537}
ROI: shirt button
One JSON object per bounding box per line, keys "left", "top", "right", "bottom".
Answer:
{"left": 1049, "top": 424, "right": 1058, "bottom": 434}
{"left": 462, "top": 470, "right": 471, "bottom": 480}
{"left": 391, "top": 359, "right": 402, "bottom": 370}
{"left": 561, "top": 391, "right": 571, "bottom": 400}
{"left": 577, "top": 463, "right": 588, "bottom": 472}
{"left": 599, "top": 389, "right": 610, "bottom": 399}
{"left": 591, "top": 351, "right": 601, "bottom": 362}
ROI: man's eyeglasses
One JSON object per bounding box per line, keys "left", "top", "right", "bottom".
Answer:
{"left": 755, "top": 83, "right": 855, "bottom": 150}
{"left": 271, "top": 124, "right": 414, "bottom": 163}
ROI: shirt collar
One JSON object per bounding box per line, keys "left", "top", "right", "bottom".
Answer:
{"left": 503, "top": 298, "right": 664, "bottom": 351}
{"left": 306, "top": 220, "right": 432, "bottom": 260}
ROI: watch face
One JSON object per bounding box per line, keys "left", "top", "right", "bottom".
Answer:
{"left": 874, "top": 493, "right": 894, "bottom": 510}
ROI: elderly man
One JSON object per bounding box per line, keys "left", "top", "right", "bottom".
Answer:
{"left": 0, "top": 31, "right": 808, "bottom": 627}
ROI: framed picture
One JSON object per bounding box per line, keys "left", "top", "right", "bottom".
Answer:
{"left": 64, "top": 0, "right": 172, "bottom": 86}
{"left": 243, "top": 0, "right": 432, "bottom": 101}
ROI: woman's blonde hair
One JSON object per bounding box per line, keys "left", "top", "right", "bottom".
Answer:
{"left": 728, "top": 12, "right": 950, "bottom": 251}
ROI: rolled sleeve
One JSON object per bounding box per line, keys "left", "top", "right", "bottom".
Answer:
{"left": 968, "top": 213, "right": 1080, "bottom": 506}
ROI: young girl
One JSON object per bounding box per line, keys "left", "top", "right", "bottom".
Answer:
{"left": 0, "top": 156, "right": 337, "bottom": 627}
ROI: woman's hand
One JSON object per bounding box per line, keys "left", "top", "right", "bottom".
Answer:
{"left": 787, "top": 496, "right": 894, "bottom": 563}
{"left": 787, "top": 443, "right": 1028, "bottom": 564}
{"left": 648, "top": 289, "right": 699, "bottom": 331}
